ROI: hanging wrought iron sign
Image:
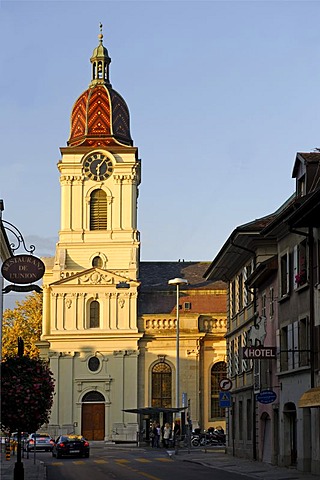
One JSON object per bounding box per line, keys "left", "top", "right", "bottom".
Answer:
{"left": 1, "top": 254, "right": 45, "bottom": 284}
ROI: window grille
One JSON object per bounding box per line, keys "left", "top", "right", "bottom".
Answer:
{"left": 151, "top": 363, "right": 172, "bottom": 408}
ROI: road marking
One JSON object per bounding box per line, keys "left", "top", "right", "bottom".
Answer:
{"left": 115, "top": 458, "right": 130, "bottom": 463}
{"left": 94, "top": 459, "right": 108, "bottom": 464}
{"left": 155, "top": 457, "right": 173, "bottom": 462}
{"left": 73, "top": 461, "right": 85, "bottom": 465}
{"left": 136, "top": 458, "right": 151, "bottom": 463}
{"left": 117, "top": 462, "right": 161, "bottom": 480}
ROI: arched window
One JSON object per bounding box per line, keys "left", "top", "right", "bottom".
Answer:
{"left": 82, "top": 391, "right": 105, "bottom": 402}
{"left": 90, "top": 190, "right": 107, "bottom": 230}
{"left": 152, "top": 363, "right": 172, "bottom": 408}
{"left": 92, "top": 256, "right": 103, "bottom": 268}
{"left": 89, "top": 300, "right": 100, "bottom": 328}
{"left": 211, "top": 361, "right": 227, "bottom": 419}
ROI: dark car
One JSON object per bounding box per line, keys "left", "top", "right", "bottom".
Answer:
{"left": 52, "top": 435, "right": 90, "bottom": 458}
{"left": 25, "top": 433, "right": 54, "bottom": 452}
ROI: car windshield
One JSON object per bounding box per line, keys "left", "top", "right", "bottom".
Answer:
{"left": 65, "top": 435, "right": 84, "bottom": 441}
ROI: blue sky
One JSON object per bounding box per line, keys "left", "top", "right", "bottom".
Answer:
{"left": 2, "top": 0, "right": 320, "bottom": 306}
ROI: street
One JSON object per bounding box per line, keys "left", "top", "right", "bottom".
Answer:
{"left": 42, "top": 445, "right": 255, "bottom": 480}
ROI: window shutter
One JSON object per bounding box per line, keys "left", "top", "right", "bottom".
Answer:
{"left": 90, "top": 190, "right": 108, "bottom": 230}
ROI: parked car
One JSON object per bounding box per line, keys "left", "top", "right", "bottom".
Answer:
{"left": 25, "top": 433, "right": 54, "bottom": 452}
{"left": 52, "top": 435, "right": 90, "bottom": 458}
{"left": 11, "top": 432, "right": 29, "bottom": 442}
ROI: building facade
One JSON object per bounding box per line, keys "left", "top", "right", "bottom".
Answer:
{"left": 37, "top": 32, "right": 227, "bottom": 442}
{"left": 205, "top": 152, "right": 320, "bottom": 474}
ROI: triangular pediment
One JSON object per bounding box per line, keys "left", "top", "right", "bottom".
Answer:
{"left": 50, "top": 268, "right": 140, "bottom": 287}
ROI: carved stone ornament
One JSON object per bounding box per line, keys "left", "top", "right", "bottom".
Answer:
{"left": 79, "top": 272, "right": 113, "bottom": 285}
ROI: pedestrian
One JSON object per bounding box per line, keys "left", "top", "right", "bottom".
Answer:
{"left": 163, "top": 422, "right": 171, "bottom": 448}
{"left": 173, "top": 419, "right": 180, "bottom": 446}
{"left": 156, "top": 423, "right": 161, "bottom": 447}
{"left": 151, "top": 422, "right": 158, "bottom": 448}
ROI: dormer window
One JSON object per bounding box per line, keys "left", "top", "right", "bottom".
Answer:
{"left": 297, "top": 174, "right": 305, "bottom": 197}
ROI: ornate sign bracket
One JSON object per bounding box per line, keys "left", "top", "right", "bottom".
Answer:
{"left": 2, "top": 220, "right": 35, "bottom": 254}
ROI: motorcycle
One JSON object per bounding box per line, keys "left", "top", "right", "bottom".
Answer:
{"left": 191, "top": 428, "right": 226, "bottom": 447}
{"left": 207, "top": 427, "right": 226, "bottom": 445}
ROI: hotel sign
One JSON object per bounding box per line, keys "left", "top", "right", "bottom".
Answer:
{"left": 243, "top": 346, "right": 277, "bottom": 359}
{"left": 1, "top": 254, "right": 45, "bottom": 284}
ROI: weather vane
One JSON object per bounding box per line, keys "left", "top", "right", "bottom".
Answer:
{"left": 98, "top": 22, "right": 104, "bottom": 42}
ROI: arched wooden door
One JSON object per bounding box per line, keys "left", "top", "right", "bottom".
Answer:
{"left": 81, "top": 391, "right": 105, "bottom": 440}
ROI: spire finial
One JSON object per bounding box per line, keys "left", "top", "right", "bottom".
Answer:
{"left": 98, "top": 22, "right": 103, "bottom": 43}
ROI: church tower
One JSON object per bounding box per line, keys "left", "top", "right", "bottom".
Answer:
{"left": 39, "top": 27, "right": 142, "bottom": 441}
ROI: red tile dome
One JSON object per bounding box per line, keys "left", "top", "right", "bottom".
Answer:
{"left": 68, "top": 28, "right": 133, "bottom": 148}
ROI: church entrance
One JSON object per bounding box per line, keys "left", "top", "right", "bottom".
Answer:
{"left": 81, "top": 391, "right": 105, "bottom": 440}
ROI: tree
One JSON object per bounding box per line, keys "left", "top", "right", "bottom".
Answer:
{"left": 1, "top": 355, "right": 55, "bottom": 433}
{"left": 2, "top": 292, "right": 42, "bottom": 359}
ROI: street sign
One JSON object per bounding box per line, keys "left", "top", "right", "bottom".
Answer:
{"left": 243, "top": 346, "right": 277, "bottom": 359}
{"left": 219, "top": 378, "right": 233, "bottom": 391}
{"left": 257, "top": 390, "right": 277, "bottom": 404}
{"left": 219, "top": 391, "right": 232, "bottom": 408}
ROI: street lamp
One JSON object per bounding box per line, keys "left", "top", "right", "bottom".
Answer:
{"left": 168, "top": 277, "right": 188, "bottom": 410}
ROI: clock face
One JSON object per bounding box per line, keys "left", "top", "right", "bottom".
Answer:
{"left": 83, "top": 153, "right": 113, "bottom": 181}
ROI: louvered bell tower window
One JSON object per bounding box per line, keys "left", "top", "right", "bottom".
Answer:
{"left": 90, "top": 189, "right": 108, "bottom": 230}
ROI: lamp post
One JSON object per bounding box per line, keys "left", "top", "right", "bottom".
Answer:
{"left": 168, "top": 278, "right": 188, "bottom": 410}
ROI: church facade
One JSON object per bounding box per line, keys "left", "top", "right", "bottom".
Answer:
{"left": 37, "top": 31, "right": 227, "bottom": 442}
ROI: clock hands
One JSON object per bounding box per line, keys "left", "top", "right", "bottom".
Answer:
{"left": 85, "top": 153, "right": 113, "bottom": 180}
{"left": 96, "top": 160, "right": 105, "bottom": 177}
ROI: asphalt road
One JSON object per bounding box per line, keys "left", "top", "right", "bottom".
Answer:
{"left": 43, "top": 446, "right": 256, "bottom": 480}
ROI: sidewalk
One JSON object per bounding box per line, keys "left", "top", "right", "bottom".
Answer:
{"left": 172, "top": 446, "right": 320, "bottom": 480}
{"left": 0, "top": 452, "right": 46, "bottom": 480}
{"left": 1, "top": 443, "right": 319, "bottom": 480}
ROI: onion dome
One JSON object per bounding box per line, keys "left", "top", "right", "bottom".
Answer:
{"left": 68, "top": 25, "right": 133, "bottom": 148}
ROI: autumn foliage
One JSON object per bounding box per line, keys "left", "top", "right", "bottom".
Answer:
{"left": 2, "top": 292, "right": 42, "bottom": 359}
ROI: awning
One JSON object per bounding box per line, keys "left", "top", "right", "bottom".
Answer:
{"left": 123, "top": 407, "right": 187, "bottom": 416}
{"left": 298, "top": 387, "right": 320, "bottom": 408}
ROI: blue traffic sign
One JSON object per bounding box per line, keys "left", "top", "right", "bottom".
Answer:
{"left": 256, "top": 390, "right": 277, "bottom": 404}
{"left": 219, "top": 391, "right": 232, "bottom": 408}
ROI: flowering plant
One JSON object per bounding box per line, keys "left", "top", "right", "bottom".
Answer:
{"left": 295, "top": 270, "right": 306, "bottom": 286}
{"left": 0, "top": 356, "right": 55, "bottom": 433}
